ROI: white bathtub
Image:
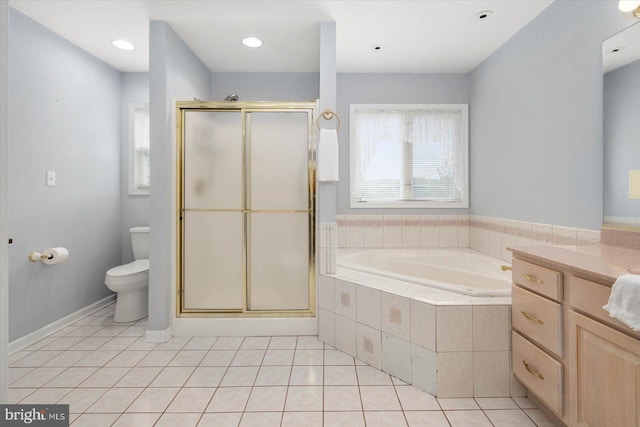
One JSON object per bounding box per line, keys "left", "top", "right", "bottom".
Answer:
{"left": 337, "top": 248, "right": 512, "bottom": 297}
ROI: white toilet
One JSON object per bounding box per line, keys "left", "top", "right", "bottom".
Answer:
{"left": 105, "top": 226, "right": 149, "bottom": 323}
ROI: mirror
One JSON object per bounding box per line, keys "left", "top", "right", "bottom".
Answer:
{"left": 603, "top": 21, "right": 640, "bottom": 228}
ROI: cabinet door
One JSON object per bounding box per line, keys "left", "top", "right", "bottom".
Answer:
{"left": 569, "top": 310, "right": 640, "bottom": 427}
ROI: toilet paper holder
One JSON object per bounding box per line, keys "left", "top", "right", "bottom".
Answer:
{"left": 28, "top": 250, "right": 54, "bottom": 262}
{"left": 28, "top": 247, "right": 70, "bottom": 265}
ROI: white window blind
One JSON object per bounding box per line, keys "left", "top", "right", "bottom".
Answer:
{"left": 350, "top": 104, "right": 468, "bottom": 208}
{"left": 129, "top": 104, "right": 150, "bottom": 195}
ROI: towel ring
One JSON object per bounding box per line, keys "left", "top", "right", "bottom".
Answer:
{"left": 316, "top": 109, "right": 341, "bottom": 131}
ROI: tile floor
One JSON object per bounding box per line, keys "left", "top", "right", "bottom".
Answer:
{"left": 8, "top": 303, "right": 559, "bottom": 426}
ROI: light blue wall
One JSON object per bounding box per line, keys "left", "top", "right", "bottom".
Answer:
{"left": 1, "top": 0, "right": 9, "bottom": 404}
{"left": 120, "top": 73, "right": 149, "bottom": 263}
{"left": 149, "top": 21, "right": 211, "bottom": 333}
{"left": 8, "top": 9, "right": 120, "bottom": 340}
{"left": 469, "top": 0, "right": 631, "bottom": 230}
{"left": 604, "top": 59, "right": 640, "bottom": 219}
{"left": 211, "top": 72, "right": 318, "bottom": 101}
{"left": 318, "top": 22, "right": 337, "bottom": 222}
{"left": 336, "top": 73, "right": 470, "bottom": 215}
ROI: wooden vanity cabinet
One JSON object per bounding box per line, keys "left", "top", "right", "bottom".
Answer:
{"left": 511, "top": 254, "right": 640, "bottom": 427}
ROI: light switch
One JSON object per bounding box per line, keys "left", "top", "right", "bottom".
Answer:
{"left": 629, "top": 170, "right": 640, "bottom": 199}
{"left": 46, "top": 171, "right": 55, "bottom": 187}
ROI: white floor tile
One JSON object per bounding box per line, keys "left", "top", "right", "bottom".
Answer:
{"left": 324, "top": 349, "right": 355, "bottom": 365}
{"left": 262, "top": 349, "right": 295, "bottom": 365}
{"left": 114, "top": 366, "right": 162, "bottom": 387}
{"left": 364, "top": 411, "right": 408, "bottom": 427}
{"left": 395, "top": 385, "right": 440, "bottom": 410}
{"left": 156, "top": 413, "right": 202, "bottom": 427}
{"left": 445, "top": 410, "right": 492, "bottom": 426}
{"left": 254, "top": 366, "right": 291, "bottom": 386}
{"left": 245, "top": 386, "right": 287, "bottom": 411}
{"left": 59, "top": 387, "right": 109, "bottom": 413}
{"left": 85, "top": 387, "right": 143, "bottom": 413}
{"left": 324, "top": 411, "right": 365, "bottom": 427}
{"left": 184, "top": 366, "right": 226, "bottom": 387}
{"left": 200, "top": 350, "right": 236, "bottom": 366}
{"left": 71, "top": 413, "right": 120, "bottom": 427}
{"left": 219, "top": 366, "right": 259, "bottom": 386}
{"left": 485, "top": 409, "right": 537, "bottom": 426}
{"left": 240, "top": 336, "right": 271, "bottom": 349}
{"left": 149, "top": 366, "right": 196, "bottom": 387}
{"left": 111, "top": 413, "right": 160, "bottom": 427}
{"left": 212, "top": 336, "right": 244, "bottom": 350}
{"left": 438, "top": 397, "right": 480, "bottom": 410}
{"left": 231, "top": 349, "right": 266, "bottom": 366}
{"left": 356, "top": 365, "right": 393, "bottom": 385}
{"left": 206, "top": 387, "right": 251, "bottom": 412}
{"left": 324, "top": 365, "right": 358, "bottom": 385}
{"left": 168, "top": 350, "right": 207, "bottom": 366}
{"left": 126, "top": 387, "right": 179, "bottom": 412}
{"left": 80, "top": 367, "right": 129, "bottom": 387}
{"left": 184, "top": 336, "right": 218, "bottom": 351}
{"left": 198, "top": 412, "right": 242, "bottom": 426}
{"left": 19, "top": 387, "right": 72, "bottom": 404}
{"left": 166, "top": 387, "right": 216, "bottom": 412}
{"left": 281, "top": 411, "right": 323, "bottom": 427}
{"left": 284, "top": 385, "right": 323, "bottom": 411}
{"left": 239, "top": 411, "right": 282, "bottom": 427}
{"left": 293, "top": 349, "right": 324, "bottom": 365}
{"left": 360, "top": 385, "right": 402, "bottom": 410}
{"left": 290, "top": 365, "right": 323, "bottom": 385}
{"left": 405, "top": 410, "right": 450, "bottom": 427}
{"left": 475, "top": 397, "right": 520, "bottom": 410}
{"left": 323, "top": 386, "right": 362, "bottom": 411}
{"left": 268, "top": 336, "right": 297, "bottom": 349}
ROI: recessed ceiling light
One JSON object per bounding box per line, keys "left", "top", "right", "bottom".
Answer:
{"left": 609, "top": 46, "right": 626, "bottom": 53}
{"left": 475, "top": 10, "right": 493, "bottom": 20}
{"left": 242, "top": 37, "right": 263, "bottom": 48}
{"left": 112, "top": 39, "right": 135, "bottom": 50}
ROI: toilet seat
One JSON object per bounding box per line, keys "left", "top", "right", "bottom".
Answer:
{"left": 105, "top": 260, "right": 149, "bottom": 286}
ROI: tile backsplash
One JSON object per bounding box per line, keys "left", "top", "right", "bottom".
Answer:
{"left": 331, "top": 214, "right": 600, "bottom": 263}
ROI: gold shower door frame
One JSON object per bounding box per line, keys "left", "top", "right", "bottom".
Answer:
{"left": 176, "top": 101, "right": 317, "bottom": 318}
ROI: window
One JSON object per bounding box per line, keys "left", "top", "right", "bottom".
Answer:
{"left": 129, "top": 103, "right": 150, "bottom": 195}
{"left": 350, "top": 104, "right": 468, "bottom": 208}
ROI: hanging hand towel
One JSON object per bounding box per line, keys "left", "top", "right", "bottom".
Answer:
{"left": 318, "top": 129, "right": 339, "bottom": 182}
{"left": 603, "top": 273, "right": 640, "bottom": 331}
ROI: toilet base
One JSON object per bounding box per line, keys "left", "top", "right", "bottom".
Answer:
{"left": 113, "top": 286, "right": 148, "bottom": 323}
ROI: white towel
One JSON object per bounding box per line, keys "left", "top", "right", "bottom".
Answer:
{"left": 318, "top": 129, "right": 339, "bottom": 182}
{"left": 603, "top": 273, "right": 640, "bottom": 331}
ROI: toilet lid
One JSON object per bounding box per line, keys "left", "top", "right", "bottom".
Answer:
{"left": 107, "top": 259, "right": 149, "bottom": 277}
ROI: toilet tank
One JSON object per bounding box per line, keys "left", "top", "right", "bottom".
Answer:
{"left": 130, "top": 226, "right": 149, "bottom": 260}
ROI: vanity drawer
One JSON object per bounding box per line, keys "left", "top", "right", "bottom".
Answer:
{"left": 513, "top": 331, "right": 563, "bottom": 416}
{"left": 512, "top": 285, "right": 563, "bottom": 357}
{"left": 513, "top": 259, "right": 563, "bottom": 302}
{"left": 568, "top": 276, "right": 640, "bottom": 339}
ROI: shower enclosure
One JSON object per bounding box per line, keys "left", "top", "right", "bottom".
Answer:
{"left": 176, "top": 101, "right": 316, "bottom": 317}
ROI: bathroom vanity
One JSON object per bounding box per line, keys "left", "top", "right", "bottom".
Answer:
{"left": 510, "top": 243, "right": 640, "bottom": 427}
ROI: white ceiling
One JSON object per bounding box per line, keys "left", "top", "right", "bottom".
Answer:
{"left": 9, "top": 0, "right": 554, "bottom": 74}
{"left": 603, "top": 20, "right": 640, "bottom": 73}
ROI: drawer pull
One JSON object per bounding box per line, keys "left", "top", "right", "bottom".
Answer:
{"left": 522, "top": 360, "right": 545, "bottom": 380}
{"left": 521, "top": 310, "right": 544, "bottom": 325}
{"left": 522, "top": 272, "right": 544, "bottom": 284}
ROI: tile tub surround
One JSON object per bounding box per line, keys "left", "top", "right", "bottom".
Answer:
{"left": 318, "top": 271, "right": 523, "bottom": 399}
{"left": 318, "top": 222, "right": 337, "bottom": 274}
{"left": 335, "top": 214, "right": 600, "bottom": 262}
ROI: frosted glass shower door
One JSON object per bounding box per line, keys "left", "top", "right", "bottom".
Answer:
{"left": 247, "top": 112, "right": 311, "bottom": 310}
{"left": 182, "top": 111, "right": 244, "bottom": 310}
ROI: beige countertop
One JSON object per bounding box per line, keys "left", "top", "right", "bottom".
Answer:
{"left": 508, "top": 244, "right": 640, "bottom": 285}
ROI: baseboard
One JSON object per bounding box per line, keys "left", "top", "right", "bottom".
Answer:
{"left": 144, "top": 327, "right": 172, "bottom": 343}
{"left": 8, "top": 294, "right": 116, "bottom": 354}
